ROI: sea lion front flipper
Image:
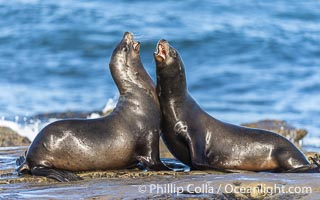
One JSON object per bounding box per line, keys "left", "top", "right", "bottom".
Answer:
{"left": 136, "top": 129, "right": 172, "bottom": 171}
{"left": 31, "top": 166, "right": 83, "bottom": 182}
{"left": 184, "top": 132, "right": 210, "bottom": 170}
{"left": 173, "top": 121, "right": 214, "bottom": 170}
{"left": 173, "top": 121, "right": 207, "bottom": 169}
{"left": 185, "top": 132, "right": 233, "bottom": 173}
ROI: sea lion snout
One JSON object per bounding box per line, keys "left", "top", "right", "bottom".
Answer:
{"left": 111, "top": 32, "right": 137, "bottom": 63}
{"left": 121, "top": 32, "right": 140, "bottom": 53}
{"left": 122, "top": 32, "right": 134, "bottom": 44}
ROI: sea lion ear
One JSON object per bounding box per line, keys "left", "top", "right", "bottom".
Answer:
{"left": 122, "top": 44, "right": 129, "bottom": 52}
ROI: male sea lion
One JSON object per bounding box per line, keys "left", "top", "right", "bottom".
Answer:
{"left": 154, "top": 39, "right": 319, "bottom": 173}
{"left": 16, "top": 32, "right": 169, "bottom": 182}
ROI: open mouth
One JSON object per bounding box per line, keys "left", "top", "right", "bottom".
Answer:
{"left": 155, "top": 41, "right": 167, "bottom": 63}
{"left": 158, "top": 44, "right": 166, "bottom": 60}
{"left": 133, "top": 41, "right": 140, "bottom": 51}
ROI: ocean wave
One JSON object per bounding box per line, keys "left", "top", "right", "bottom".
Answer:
{"left": 303, "top": 137, "right": 320, "bottom": 148}
{"left": 0, "top": 118, "right": 42, "bottom": 141}
{"left": 0, "top": 96, "right": 117, "bottom": 140}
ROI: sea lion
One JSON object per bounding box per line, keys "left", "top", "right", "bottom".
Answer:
{"left": 16, "top": 32, "right": 170, "bottom": 182}
{"left": 154, "top": 39, "right": 319, "bottom": 173}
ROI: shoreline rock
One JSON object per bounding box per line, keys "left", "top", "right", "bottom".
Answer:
{"left": 241, "top": 119, "right": 307, "bottom": 148}
{"left": 0, "top": 127, "right": 30, "bottom": 147}
{"left": 1, "top": 144, "right": 319, "bottom": 199}
{"left": 31, "top": 109, "right": 113, "bottom": 121}
{"left": 1, "top": 167, "right": 319, "bottom": 199}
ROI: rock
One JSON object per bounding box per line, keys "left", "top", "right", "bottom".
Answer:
{"left": 0, "top": 127, "right": 30, "bottom": 147}
{"left": 0, "top": 145, "right": 319, "bottom": 199}
{"left": 0, "top": 168, "right": 226, "bottom": 184}
{"left": 241, "top": 119, "right": 307, "bottom": 147}
{"left": 160, "top": 138, "right": 174, "bottom": 158}
{"left": 304, "top": 152, "right": 320, "bottom": 164}
{"left": 32, "top": 111, "right": 99, "bottom": 120}
{"left": 31, "top": 109, "right": 114, "bottom": 121}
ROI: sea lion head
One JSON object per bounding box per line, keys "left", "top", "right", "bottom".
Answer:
{"left": 154, "top": 39, "right": 187, "bottom": 96}
{"left": 109, "top": 32, "right": 148, "bottom": 93}
{"left": 154, "top": 39, "right": 185, "bottom": 78}
{"left": 109, "top": 32, "right": 141, "bottom": 70}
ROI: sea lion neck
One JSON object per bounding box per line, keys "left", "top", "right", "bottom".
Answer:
{"left": 109, "top": 34, "right": 154, "bottom": 96}
{"left": 156, "top": 62, "right": 187, "bottom": 99}
{"left": 111, "top": 58, "right": 156, "bottom": 97}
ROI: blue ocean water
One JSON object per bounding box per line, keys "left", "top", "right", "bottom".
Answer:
{"left": 0, "top": 0, "right": 319, "bottom": 148}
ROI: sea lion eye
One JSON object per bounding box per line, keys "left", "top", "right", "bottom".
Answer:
{"left": 122, "top": 45, "right": 129, "bottom": 52}
{"left": 170, "top": 49, "right": 177, "bottom": 58}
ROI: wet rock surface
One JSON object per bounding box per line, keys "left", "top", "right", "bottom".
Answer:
{"left": 0, "top": 127, "right": 30, "bottom": 147}
{"left": 1, "top": 147, "right": 320, "bottom": 199}
{"left": 1, "top": 168, "right": 320, "bottom": 199}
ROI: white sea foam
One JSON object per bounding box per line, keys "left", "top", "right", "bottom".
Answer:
{"left": 0, "top": 98, "right": 119, "bottom": 141}
{"left": 0, "top": 119, "right": 21, "bottom": 134}
{"left": 87, "top": 113, "right": 101, "bottom": 119}
{"left": 102, "top": 95, "right": 118, "bottom": 114}
{"left": 88, "top": 97, "right": 118, "bottom": 119}
{"left": 0, "top": 119, "right": 43, "bottom": 141}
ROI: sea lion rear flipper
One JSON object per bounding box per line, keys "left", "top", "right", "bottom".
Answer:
{"left": 31, "top": 166, "right": 83, "bottom": 182}
{"left": 285, "top": 164, "right": 320, "bottom": 173}
{"left": 136, "top": 156, "right": 171, "bottom": 171}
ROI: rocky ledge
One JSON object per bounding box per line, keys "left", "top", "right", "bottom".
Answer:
{"left": 1, "top": 167, "right": 319, "bottom": 199}
{"left": 242, "top": 119, "right": 308, "bottom": 147}
{"left": 0, "top": 127, "right": 30, "bottom": 147}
